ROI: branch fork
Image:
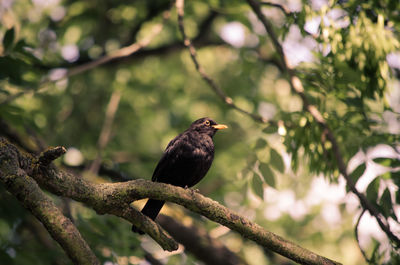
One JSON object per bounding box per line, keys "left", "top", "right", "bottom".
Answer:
{"left": 0, "top": 138, "right": 341, "bottom": 265}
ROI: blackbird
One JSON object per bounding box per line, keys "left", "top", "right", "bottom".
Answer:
{"left": 132, "top": 117, "right": 227, "bottom": 234}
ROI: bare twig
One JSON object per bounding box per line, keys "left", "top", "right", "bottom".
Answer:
{"left": 175, "top": 0, "right": 276, "bottom": 125}
{"left": 66, "top": 15, "right": 167, "bottom": 78}
{"left": 260, "top": 1, "right": 291, "bottom": 16}
{"left": 38, "top": 146, "right": 67, "bottom": 167}
{"left": 355, "top": 210, "right": 372, "bottom": 263}
{"left": 245, "top": 0, "right": 400, "bottom": 246}
{"left": 0, "top": 11, "right": 170, "bottom": 106}
{"left": 89, "top": 90, "right": 121, "bottom": 174}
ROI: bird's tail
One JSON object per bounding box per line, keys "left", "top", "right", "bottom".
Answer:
{"left": 141, "top": 199, "right": 165, "bottom": 220}
{"left": 131, "top": 199, "right": 165, "bottom": 234}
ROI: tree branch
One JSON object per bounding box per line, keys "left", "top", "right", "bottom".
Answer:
{"left": 354, "top": 209, "right": 371, "bottom": 263}
{"left": 89, "top": 89, "right": 121, "bottom": 174}
{"left": 175, "top": 0, "right": 277, "bottom": 126}
{"left": 0, "top": 119, "right": 246, "bottom": 264}
{"left": 0, "top": 10, "right": 170, "bottom": 106}
{"left": 38, "top": 146, "right": 67, "bottom": 167}
{"left": 0, "top": 138, "right": 341, "bottom": 265}
{"left": 260, "top": 1, "right": 291, "bottom": 16}
{"left": 245, "top": 0, "right": 400, "bottom": 246}
{"left": 65, "top": 12, "right": 169, "bottom": 78}
{"left": 0, "top": 138, "right": 178, "bottom": 252}
{"left": 0, "top": 142, "right": 100, "bottom": 265}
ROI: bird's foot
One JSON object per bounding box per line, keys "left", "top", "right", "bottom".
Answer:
{"left": 184, "top": 186, "right": 199, "bottom": 193}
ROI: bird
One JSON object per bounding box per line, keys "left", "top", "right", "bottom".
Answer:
{"left": 132, "top": 117, "right": 228, "bottom": 234}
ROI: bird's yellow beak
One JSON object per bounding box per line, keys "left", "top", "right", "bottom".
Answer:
{"left": 212, "top": 124, "right": 228, "bottom": 130}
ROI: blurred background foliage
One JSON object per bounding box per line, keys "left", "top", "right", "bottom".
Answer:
{"left": 0, "top": 0, "right": 400, "bottom": 264}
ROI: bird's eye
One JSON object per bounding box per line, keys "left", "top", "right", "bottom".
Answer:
{"left": 204, "top": 120, "right": 210, "bottom": 126}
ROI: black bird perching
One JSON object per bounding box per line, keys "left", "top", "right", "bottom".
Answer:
{"left": 132, "top": 117, "right": 227, "bottom": 234}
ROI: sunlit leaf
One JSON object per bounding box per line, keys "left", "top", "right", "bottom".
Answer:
{"left": 259, "top": 162, "right": 275, "bottom": 188}
{"left": 254, "top": 138, "right": 267, "bottom": 149}
{"left": 380, "top": 188, "right": 394, "bottom": 220}
{"left": 366, "top": 177, "right": 380, "bottom": 203}
{"left": 251, "top": 173, "right": 264, "bottom": 199}
{"left": 349, "top": 163, "right": 366, "bottom": 183}
{"left": 262, "top": 124, "right": 278, "bottom": 134}
{"left": 270, "top": 149, "right": 284, "bottom": 172}
{"left": 373, "top": 157, "right": 400, "bottom": 168}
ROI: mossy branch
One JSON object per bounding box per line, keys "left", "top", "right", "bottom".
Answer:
{"left": 0, "top": 141, "right": 99, "bottom": 265}
{"left": 0, "top": 138, "right": 341, "bottom": 265}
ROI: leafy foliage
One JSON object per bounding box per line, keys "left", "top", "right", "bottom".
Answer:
{"left": 0, "top": 0, "right": 399, "bottom": 264}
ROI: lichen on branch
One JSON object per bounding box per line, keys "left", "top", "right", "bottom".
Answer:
{"left": 0, "top": 138, "right": 341, "bottom": 265}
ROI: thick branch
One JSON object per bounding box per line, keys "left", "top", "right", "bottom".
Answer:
{"left": 0, "top": 142, "right": 99, "bottom": 265}
{"left": 245, "top": 0, "right": 400, "bottom": 246}
{"left": 0, "top": 138, "right": 178, "bottom": 251}
{"left": 123, "top": 182, "right": 341, "bottom": 265}
{"left": 0, "top": 138, "right": 340, "bottom": 265}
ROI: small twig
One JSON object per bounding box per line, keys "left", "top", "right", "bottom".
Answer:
{"left": 0, "top": 11, "right": 170, "bottom": 106}
{"left": 355, "top": 210, "right": 372, "bottom": 263}
{"left": 260, "top": 1, "right": 291, "bottom": 16}
{"left": 66, "top": 15, "right": 167, "bottom": 78}
{"left": 89, "top": 90, "right": 121, "bottom": 174}
{"left": 246, "top": 0, "right": 400, "bottom": 246}
{"left": 175, "top": 0, "right": 275, "bottom": 125}
{"left": 38, "top": 146, "right": 67, "bottom": 167}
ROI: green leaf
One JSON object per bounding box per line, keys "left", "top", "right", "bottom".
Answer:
{"left": 373, "top": 157, "right": 400, "bottom": 168}
{"left": 349, "top": 163, "right": 366, "bottom": 183}
{"left": 259, "top": 162, "right": 275, "bottom": 188}
{"left": 254, "top": 138, "right": 267, "bottom": 149}
{"left": 262, "top": 124, "right": 277, "bottom": 134}
{"left": 366, "top": 177, "right": 380, "bottom": 203}
{"left": 246, "top": 152, "right": 257, "bottom": 165}
{"left": 0, "top": 56, "right": 36, "bottom": 86}
{"left": 270, "top": 148, "right": 284, "bottom": 172}
{"left": 251, "top": 174, "right": 264, "bottom": 199}
{"left": 342, "top": 97, "right": 363, "bottom": 108}
{"left": 3, "top": 27, "right": 15, "bottom": 51}
{"left": 380, "top": 188, "right": 394, "bottom": 220}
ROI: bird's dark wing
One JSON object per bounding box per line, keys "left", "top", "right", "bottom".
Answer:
{"left": 151, "top": 133, "right": 184, "bottom": 182}
{"left": 151, "top": 132, "right": 213, "bottom": 187}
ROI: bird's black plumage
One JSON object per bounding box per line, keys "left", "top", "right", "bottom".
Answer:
{"left": 132, "top": 117, "right": 227, "bottom": 234}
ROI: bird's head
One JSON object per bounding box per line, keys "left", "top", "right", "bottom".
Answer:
{"left": 189, "top": 117, "right": 228, "bottom": 137}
